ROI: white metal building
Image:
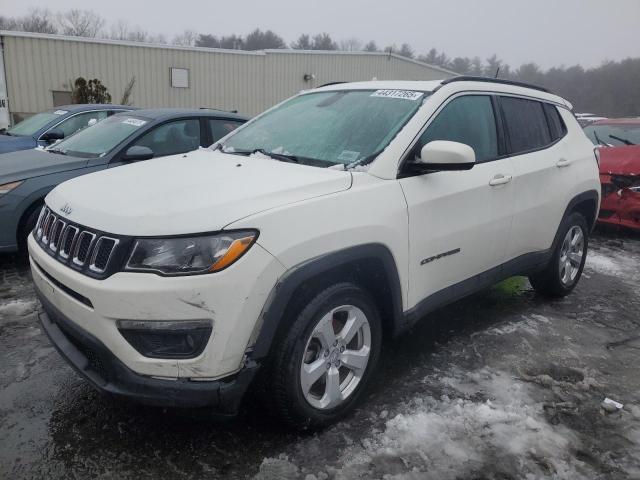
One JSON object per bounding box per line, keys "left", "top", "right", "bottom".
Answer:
{"left": 0, "top": 30, "right": 456, "bottom": 128}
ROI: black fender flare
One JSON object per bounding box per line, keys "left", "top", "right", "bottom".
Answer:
{"left": 250, "top": 243, "right": 404, "bottom": 360}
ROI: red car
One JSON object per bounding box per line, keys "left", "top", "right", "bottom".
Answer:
{"left": 584, "top": 118, "right": 640, "bottom": 231}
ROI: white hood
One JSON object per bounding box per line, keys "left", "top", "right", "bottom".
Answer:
{"left": 46, "top": 149, "right": 352, "bottom": 236}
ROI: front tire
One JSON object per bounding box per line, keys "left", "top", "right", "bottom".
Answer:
{"left": 18, "top": 203, "right": 43, "bottom": 252}
{"left": 529, "top": 212, "right": 588, "bottom": 297}
{"left": 268, "top": 282, "right": 382, "bottom": 430}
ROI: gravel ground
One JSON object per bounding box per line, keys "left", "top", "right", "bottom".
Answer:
{"left": 1, "top": 229, "right": 639, "bottom": 480}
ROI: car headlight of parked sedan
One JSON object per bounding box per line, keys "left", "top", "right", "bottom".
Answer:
{"left": 125, "top": 230, "right": 258, "bottom": 275}
{"left": 0, "top": 180, "right": 23, "bottom": 197}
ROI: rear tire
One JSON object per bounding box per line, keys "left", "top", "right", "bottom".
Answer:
{"left": 529, "top": 212, "right": 588, "bottom": 297}
{"left": 268, "top": 282, "right": 382, "bottom": 430}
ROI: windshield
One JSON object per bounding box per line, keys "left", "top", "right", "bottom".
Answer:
{"left": 6, "top": 110, "right": 67, "bottom": 136}
{"left": 48, "top": 115, "right": 150, "bottom": 158}
{"left": 221, "top": 89, "right": 429, "bottom": 167}
{"left": 584, "top": 123, "right": 640, "bottom": 146}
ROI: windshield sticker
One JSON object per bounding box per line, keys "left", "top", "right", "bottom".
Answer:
{"left": 53, "top": 110, "right": 68, "bottom": 115}
{"left": 337, "top": 150, "right": 360, "bottom": 162}
{"left": 371, "top": 90, "right": 423, "bottom": 101}
{"left": 122, "top": 118, "right": 147, "bottom": 127}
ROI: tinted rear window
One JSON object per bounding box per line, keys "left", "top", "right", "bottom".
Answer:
{"left": 500, "top": 97, "right": 551, "bottom": 154}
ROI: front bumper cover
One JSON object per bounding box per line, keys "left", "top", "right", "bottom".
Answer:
{"left": 36, "top": 284, "right": 258, "bottom": 412}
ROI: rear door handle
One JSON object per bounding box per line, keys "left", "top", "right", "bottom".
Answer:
{"left": 556, "top": 158, "right": 572, "bottom": 168}
{"left": 489, "top": 174, "right": 512, "bottom": 186}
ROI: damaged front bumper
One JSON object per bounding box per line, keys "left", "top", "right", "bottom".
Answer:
{"left": 36, "top": 285, "right": 258, "bottom": 412}
{"left": 598, "top": 174, "right": 640, "bottom": 231}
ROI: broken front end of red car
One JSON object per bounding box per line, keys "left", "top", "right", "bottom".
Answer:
{"left": 598, "top": 146, "right": 640, "bottom": 232}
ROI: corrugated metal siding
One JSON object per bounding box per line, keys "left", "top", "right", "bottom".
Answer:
{"left": 2, "top": 33, "right": 452, "bottom": 117}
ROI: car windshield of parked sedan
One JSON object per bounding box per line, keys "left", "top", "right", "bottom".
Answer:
{"left": 584, "top": 123, "right": 640, "bottom": 147}
{"left": 5, "top": 110, "right": 65, "bottom": 137}
{"left": 220, "top": 89, "right": 430, "bottom": 167}
{"left": 46, "top": 115, "right": 150, "bottom": 158}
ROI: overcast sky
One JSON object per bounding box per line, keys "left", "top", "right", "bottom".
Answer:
{"left": 3, "top": 0, "right": 639, "bottom": 69}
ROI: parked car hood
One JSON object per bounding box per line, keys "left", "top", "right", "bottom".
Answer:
{"left": 0, "top": 148, "right": 89, "bottom": 185}
{"left": 598, "top": 145, "right": 640, "bottom": 176}
{"left": 46, "top": 149, "right": 353, "bottom": 236}
{"left": 0, "top": 134, "right": 37, "bottom": 154}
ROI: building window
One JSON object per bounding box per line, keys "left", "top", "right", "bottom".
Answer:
{"left": 170, "top": 68, "right": 189, "bottom": 88}
{"left": 52, "top": 90, "right": 72, "bottom": 107}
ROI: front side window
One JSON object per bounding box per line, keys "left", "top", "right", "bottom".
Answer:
{"left": 46, "top": 115, "right": 150, "bottom": 158}
{"left": 6, "top": 111, "right": 63, "bottom": 137}
{"left": 584, "top": 123, "right": 640, "bottom": 147}
{"left": 501, "top": 97, "right": 551, "bottom": 154}
{"left": 221, "top": 89, "right": 429, "bottom": 167}
{"left": 415, "top": 95, "right": 498, "bottom": 163}
{"left": 134, "top": 119, "right": 201, "bottom": 157}
{"left": 54, "top": 111, "right": 109, "bottom": 138}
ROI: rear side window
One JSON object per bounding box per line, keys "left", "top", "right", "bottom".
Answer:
{"left": 134, "top": 119, "right": 201, "bottom": 157}
{"left": 543, "top": 103, "right": 566, "bottom": 141}
{"left": 500, "top": 97, "right": 551, "bottom": 154}
{"left": 209, "top": 119, "right": 243, "bottom": 142}
{"left": 416, "top": 95, "right": 498, "bottom": 162}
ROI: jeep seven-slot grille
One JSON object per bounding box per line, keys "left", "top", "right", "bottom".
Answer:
{"left": 34, "top": 207, "right": 122, "bottom": 278}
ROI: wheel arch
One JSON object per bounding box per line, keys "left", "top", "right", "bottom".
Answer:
{"left": 250, "top": 243, "right": 404, "bottom": 360}
{"left": 568, "top": 190, "right": 599, "bottom": 232}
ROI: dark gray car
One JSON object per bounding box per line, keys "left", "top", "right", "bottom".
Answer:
{"left": 0, "top": 104, "right": 134, "bottom": 154}
{"left": 0, "top": 108, "right": 247, "bottom": 252}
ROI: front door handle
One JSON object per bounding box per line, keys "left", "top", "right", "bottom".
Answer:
{"left": 489, "top": 174, "right": 512, "bottom": 186}
{"left": 556, "top": 158, "right": 572, "bottom": 168}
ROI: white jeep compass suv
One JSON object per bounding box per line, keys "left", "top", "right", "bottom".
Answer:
{"left": 29, "top": 77, "right": 600, "bottom": 428}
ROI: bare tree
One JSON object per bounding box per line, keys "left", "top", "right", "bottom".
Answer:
{"left": 57, "top": 9, "right": 104, "bottom": 37}
{"left": 0, "top": 16, "right": 20, "bottom": 30}
{"left": 120, "top": 76, "right": 136, "bottom": 105}
{"left": 19, "top": 8, "right": 58, "bottom": 34}
{"left": 339, "top": 37, "right": 362, "bottom": 52}
{"left": 109, "top": 19, "right": 131, "bottom": 40}
{"left": 172, "top": 30, "right": 198, "bottom": 46}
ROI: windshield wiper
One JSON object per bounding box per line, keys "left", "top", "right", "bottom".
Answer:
{"left": 609, "top": 134, "right": 635, "bottom": 146}
{"left": 220, "top": 146, "right": 300, "bottom": 163}
{"left": 252, "top": 148, "right": 300, "bottom": 163}
{"left": 47, "top": 148, "right": 67, "bottom": 155}
{"left": 346, "top": 150, "right": 381, "bottom": 170}
{"left": 593, "top": 130, "right": 609, "bottom": 146}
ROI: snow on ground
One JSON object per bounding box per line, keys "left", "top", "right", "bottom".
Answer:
{"left": 0, "top": 299, "right": 37, "bottom": 318}
{"left": 585, "top": 251, "right": 624, "bottom": 277}
{"left": 254, "top": 369, "right": 594, "bottom": 480}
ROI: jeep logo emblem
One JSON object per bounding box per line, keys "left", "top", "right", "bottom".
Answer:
{"left": 60, "top": 203, "right": 73, "bottom": 216}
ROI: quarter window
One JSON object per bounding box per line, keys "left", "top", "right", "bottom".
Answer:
{"left": 415, "top": 95, "right": 498, "bottom": 163}
{"left": 543, "top": 103, "right": 566, "bottom": 141}
{"left": 500, "top": 97, "right": 551, "bottom": 154}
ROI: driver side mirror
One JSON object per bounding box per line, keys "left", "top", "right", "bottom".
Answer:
{"left": 404, "top": 140, "right": 476, "bottom": 175}
{"left": 122, "top": 145, "right": 154, "bottom": 162}
{"left": 417, "top": 140, "right": 476, "bottom": 171}
{"left": 41, "top": 129, "right": 64, "bottom": 143}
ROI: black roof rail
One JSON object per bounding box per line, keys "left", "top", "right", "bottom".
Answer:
{"left": 438, "top": 76, "right": 551, "bottom": 94}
